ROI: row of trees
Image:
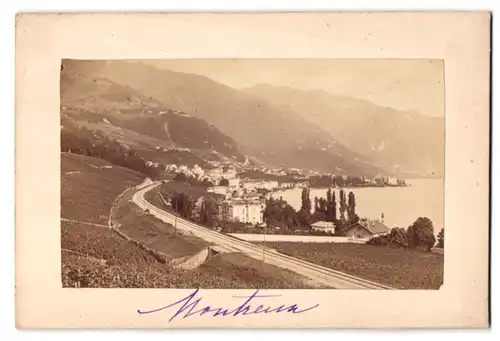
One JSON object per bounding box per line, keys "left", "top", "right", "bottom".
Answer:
{"left": 262, "top": 187, "right": 359, "bottom": 232}
{"left": 309, "top": 188, "right": 358, "bottom": 231}
{"left": 168, "top": 191, "right": 219, "bottom": 227}
{"left": 367, "top": 217, "right": 444, "bottom": 252}
{"left": 263, "top": 197, "right": 299, "bottom": 230}
{"left": 198, "top": 197, "right": 219, "bottom": 227}
{"left": 61, "top": 128, "right": 160, "bottom": 179}
{"left": 169, "top": 192, "right": 194, "bottom": 219}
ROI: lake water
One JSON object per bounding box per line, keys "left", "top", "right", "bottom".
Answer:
{"left": 271, "top": 178, "right": 444, "bottom": 231}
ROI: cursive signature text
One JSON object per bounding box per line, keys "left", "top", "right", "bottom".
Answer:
{"left": 137, "top": 288, "right": 319, "bottom": 322}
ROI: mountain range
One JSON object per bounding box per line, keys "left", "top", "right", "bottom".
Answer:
{"left": 243, "top": 84, "right": 445, "bottom": 177}
{"left": 60, "top": 59, "right": 444, "bottom": 177}
{"left": 60, "top": 70, "right": 244, "bottom": 168}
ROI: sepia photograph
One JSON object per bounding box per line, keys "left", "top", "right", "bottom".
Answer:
{"left": 60, "top": 58, "right": 445, "bottom": 290}
{"left": 15, "top": 11, "right": 490, "bottom": 329}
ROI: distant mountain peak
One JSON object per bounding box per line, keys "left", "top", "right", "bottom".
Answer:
{"left": 61, "top": 60, "right": 390, "bottom": 176}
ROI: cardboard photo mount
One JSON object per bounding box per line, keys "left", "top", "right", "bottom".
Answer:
{"left": 15, "top": 12, "right": 490, "bottom": 329}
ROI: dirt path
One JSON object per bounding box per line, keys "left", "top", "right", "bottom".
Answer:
{"left": 61, "top": 218, "right": 109, "bottom": 228}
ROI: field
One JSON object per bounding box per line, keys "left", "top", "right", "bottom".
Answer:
{"left": 61, "top": 220, "right": 237, "bottom": 288}
{"left": 264, "top": 242, "right": 444, "bottom": 289}
{"left": 61, "top": 153, "right": 143, "bottom": 224}
{"left": 199, "top": 252, "right": 319, "bottom": 289}
{"left": 112, "top": 192, "right": 209, "bottom": 260}
{"left": 144, "top": 187, "right": 167, "bottom": 209}
{"left": 61, "top": 221, "right": 315, "bottom": 288}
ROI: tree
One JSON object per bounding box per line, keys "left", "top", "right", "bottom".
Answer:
{"left": 170, "top": 192, "right": 193, "bottom": 219}
{"left": 199, "top": 197, "right": 219, "bottom": 227}
{"left": 314, "top": 197, "right": 320, "bottom": 213}
{"left": 387, "top": 227, "right": 409, "bottom": 248}
{"left": 339, "top": 190, "right": 347, "bottom": 228}
{"left": 201, "top": 178, "right": 214, "bottom": 187}
{"left": 263, "top": 197, "right": 284, "bottom": 228}
{"left": 60, "top": 129, "right": 160, "bottom": 179}
{"left": 318, "top": 197, "right": 327, "bottom": 214}
{"left": 347, "top": 191, "right": 356, "bottom": 223}
{"left": 219, "top": 178, "right": 229, "bottom": 186}
{"left": 311, "top": 210, "right": 328, "bottom": 223}
{"left": 368, "top": 227, "right": 408, "bottom": 248}
{"left": 330, "top": 190, "right": 337, "bottom": 223}
{"left": 283, "top": 204, "right": 299, "bottom": 230}
{"left": 300, "top": 187, "right": 312, "bottom": 213}
{"left": 298, "top": 209, "right": 312, "bottom": 229}
{"left": 326, "top": 189, "right": 333, "bottom": 221}
{"left": 173, "top": 172, "right": 188, "bottom": 183}
{"left": 407, "top": 217, "right": 436, "bottom": 251}
{"left": 437, "top": 228, "right": 444, "bottom": 248}
{"left": 299, "top": 187, "right": 312, "bottom": 228}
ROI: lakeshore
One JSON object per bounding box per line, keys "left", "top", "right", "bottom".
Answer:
{"left": 270, "top": 178, "right": 444, "bottom": 232}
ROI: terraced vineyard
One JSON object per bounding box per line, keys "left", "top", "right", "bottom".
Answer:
{"left": 61, "top": 153, "right": 143, "bottom": 224}
{"left": 263, "top": 242, "right": 444, "bottom": 289}
{"left": 60, "top": 152, "right": 315, "bottom": 289}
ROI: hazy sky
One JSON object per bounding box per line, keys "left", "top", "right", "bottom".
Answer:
{"left": 145, "top": 59, "right": 444, "bottom": 117}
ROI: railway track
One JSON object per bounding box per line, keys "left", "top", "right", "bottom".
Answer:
{"left": 133, "top": 182, "right": 393, "bottom": 290}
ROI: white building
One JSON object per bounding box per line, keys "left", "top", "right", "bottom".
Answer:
{"left": 241, "top": 181, "right": 255, "bottom": 191}
{"left": 266, "top": 180, "right": 279, "bottom": 190}
{"left": 228, "top": 178, "right": 240, "bottom": 190}
{"left": 192, "top": 164, "right": 205, "bottom": 178}
{"left": 207, "top": 167, "right": 223, "bottom": 183}
{"left": 146, "top": 161, "right": 160, "bottom": 168}
{"left": 165, "top": 164, "right": 178, "bottom": 172}
{"left": 311, "top": 221, "right": 336, "bottom": 234}
{"left": 207, "top": 186, "right": 228, "bottom": 195}
{"left": 228, "top": 199, "right": 264, "bottom": 225}
{"left": 223, "top": 166, "right": 237, "bottom": 180}
{"left": 280, "top": 182, "right": 296, "bottom": 189}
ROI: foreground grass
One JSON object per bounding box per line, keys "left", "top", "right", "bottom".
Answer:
{"left": 199, "top": 253, "right": 321, "bottom": 289}
{"left": 112, "top": 192, "right": 209, "bottom": 259}
{"left": 264, "top": 242, "right": 444, "bottom": 289}
{"left": 61, "top": 221, "right": 238, "bottom": 288}
{"left": 61, "top": 153, "right": 143, "bottom": 224}
{"left": 61, "top": 221, "right": 314, "bottom": 288}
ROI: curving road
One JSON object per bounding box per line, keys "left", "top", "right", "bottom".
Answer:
{"left": 132, "top": 182, "right": 393, "bottom": 290}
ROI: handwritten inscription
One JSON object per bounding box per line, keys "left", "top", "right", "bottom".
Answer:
{"left": 137, "top": 288, "right": 319, "bottom": 322}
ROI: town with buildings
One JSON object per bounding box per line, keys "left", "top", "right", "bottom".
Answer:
{"left": 151, "top": 156, "right": 409, "bottom": 240}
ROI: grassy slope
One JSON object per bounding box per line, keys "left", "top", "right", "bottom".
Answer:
{"left": 61, "top": 153, "right": 143, "bottom": 224}
{"left": 200, "top": 253, "right": 323, "bottom": 289}
{"left": 265, "top": 242, "right": 444, "bottom": 289}
{"left": 112, "top": 192, "right": 209, "bottom": 259}
{"left": 61, "top": 221, "right": 314, "bottom": 289}
{"left": 61, "top": 152, "right": 313, "bottom": 288}
{"left": 61, "top": 221, "right": 241, "bottom": 288}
